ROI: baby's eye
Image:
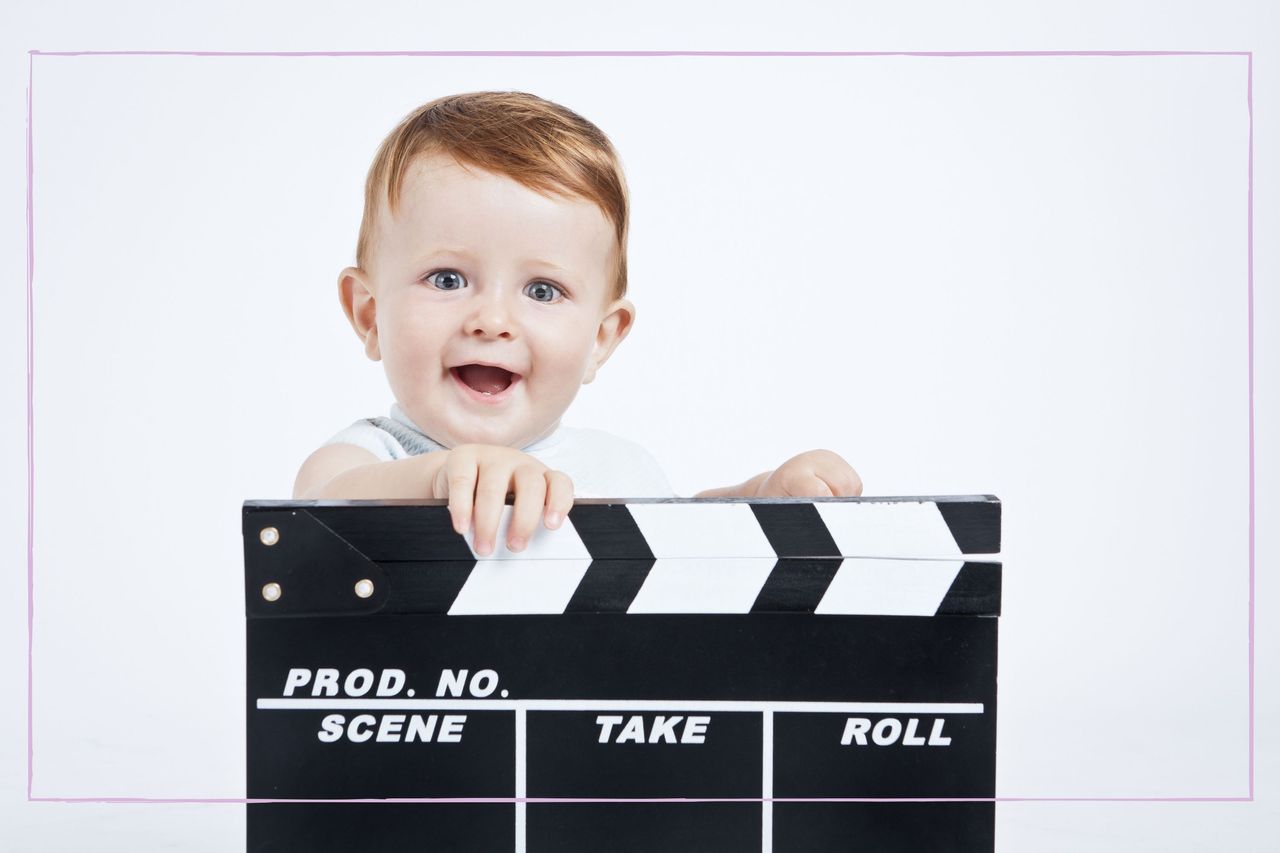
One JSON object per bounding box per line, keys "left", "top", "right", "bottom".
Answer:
{"left": 425, "top": 270, "right": 466, "bottom": 291}
{"left": 525, "top": 281, "right": 564, "bottom": 303}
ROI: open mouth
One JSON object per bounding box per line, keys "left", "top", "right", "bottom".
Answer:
{"left": 451, "top": 364, "right": 520, "bottom": 397}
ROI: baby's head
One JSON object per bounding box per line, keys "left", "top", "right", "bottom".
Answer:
{"left": 339, "top": 91, "right": 636, "bottom": 450}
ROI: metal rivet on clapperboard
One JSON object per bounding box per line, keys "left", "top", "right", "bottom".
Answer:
{"left": 354, "top": 578, "right": 375, "bottom": 599}
{"left": 261, "top": 582, "right": 282, "bottom": 602}
{"left": 259, "top": 527, "right": 280, "bottom": 546}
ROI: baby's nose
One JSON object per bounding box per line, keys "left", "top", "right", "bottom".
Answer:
{"left": 465, "top": 296, "right": 518, "bottom": 338}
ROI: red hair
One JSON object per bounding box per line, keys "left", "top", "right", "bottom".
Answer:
{"left": 357, "top": 91, "right": 630, "bottom": 301}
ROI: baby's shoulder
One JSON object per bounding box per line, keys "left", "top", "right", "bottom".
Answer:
{"left": 320, "top": 416, "right": 410, "bottom": 462}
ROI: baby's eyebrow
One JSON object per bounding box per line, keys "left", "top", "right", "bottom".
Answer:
{"left": 412, "top": 249, "right": 569, "bottom": 274}
{"left": 417, "top": 247, "right": 479, "bottom": 263}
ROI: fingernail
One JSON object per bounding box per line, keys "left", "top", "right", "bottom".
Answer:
{"left": 546, "top": 512, "right": 562, "bottom": 528}
{"left": 476, "top": 540, "right": 491, "bottom": 556}
{"left": 509, "top": 537, "right": 525, "bottom": 552}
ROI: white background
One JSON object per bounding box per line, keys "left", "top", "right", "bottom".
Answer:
{"left": 2, "top": 1, "right": 1277, "bottom": 850}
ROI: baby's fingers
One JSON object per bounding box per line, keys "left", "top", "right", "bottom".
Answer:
{"left": 443, "top": 449, "right": 479, "bottom": 536}
{"left": 506, "top": 463, "right": 549, "bottom": 552}
{"left": 544, "top": 470, "right": 574, "bottom": 530}
{"left": 472, "top": 463, "right": 514, "bottom": 557}
{"left": 808, "top": 475, "right": 837, "bottom": 497}
{"left": 822, "top": 467, "right": 863, "bottom": 497}
{"left": 776, "top": 469, "right": 833, "bottom": 498}
{"left": 808, "top": 455, "right": 862, "bottom": 497}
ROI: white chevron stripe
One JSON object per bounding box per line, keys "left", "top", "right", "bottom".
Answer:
{"left": 814, "top": 501, "right": 962, "bottom": 558}
{"left": 460, "top": 505, "right": 592, "bottom": 561}
{"left": 627, "top": 503, "right": 776, "bottom": 558}
{"left": 815, "top": 558, "right": 965, "bottom": 616}
{"left": 449, "top": 557, "right": 593, "bottom": 614}
{"left": 449, "top": 509, "right": 592, "bottom": 614}
{"left": 627, "top": 557, "right": 777, "bottom": 613}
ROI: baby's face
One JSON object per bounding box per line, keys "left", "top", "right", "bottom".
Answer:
{"left": 343, "top": 151, "right": 633, "bottom": 450}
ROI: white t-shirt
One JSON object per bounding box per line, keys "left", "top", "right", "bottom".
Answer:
{"left": 321, "top": 403, "right": 678, "bottom": 498}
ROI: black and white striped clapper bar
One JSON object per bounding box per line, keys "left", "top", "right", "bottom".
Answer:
{"left": 243, "top": 495, "right": 1001, "bottom": 852}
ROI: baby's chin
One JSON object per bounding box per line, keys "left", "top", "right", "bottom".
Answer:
{"left": 416, "top": 410, "right": 561, "bottom": 451}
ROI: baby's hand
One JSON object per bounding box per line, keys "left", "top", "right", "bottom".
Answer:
{"left": 755, "top": 449, "right": 863, "bottom": 498}
{"left": 430, "top": 444, "right": 574, "bottom": 555}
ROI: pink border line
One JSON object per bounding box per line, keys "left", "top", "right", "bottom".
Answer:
{"left": 27, "top": 49, "right": 1251, "bottom": 57}
{"left": 25, "top": 795, "right": 1257, "bottom": 804}
{"left": 22, "top": 794, "right": 1259, "bottom": 799}
{"left": 1246, "top": 51, "right": 1255, "bottom": 803}
{"left": 25, "top": 49, "right": 1255, "bottom": 806}
{"left": 26, "top": 47, "right": 35, "bottom": 804}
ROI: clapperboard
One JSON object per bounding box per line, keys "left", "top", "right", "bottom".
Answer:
{"left": 243, "top": 495, "right": 1001, "bottom": 852}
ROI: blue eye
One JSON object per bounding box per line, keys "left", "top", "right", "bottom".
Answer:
{"left": 426, "top": 270, "right": 465, "bottom": 291}
{"left": 525, "top": 281, "right": 564, "bottom": 303}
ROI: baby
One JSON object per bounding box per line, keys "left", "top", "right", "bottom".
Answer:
{"left": 294, "top": 91, "right": 862, "bottom": 555}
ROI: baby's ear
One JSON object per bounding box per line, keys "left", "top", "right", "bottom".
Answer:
{"left": 583, "top": 297, "right": 635, "bottom": 384}
{"left": 338, "top": 267, "right": 380, "bottom": 361}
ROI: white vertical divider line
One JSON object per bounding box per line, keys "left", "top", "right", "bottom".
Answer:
{"left": 762, "top": 710, "right": 773, "bottom": 853}
{"left": 515, "top": 705, "right": 527, "bottom": 853}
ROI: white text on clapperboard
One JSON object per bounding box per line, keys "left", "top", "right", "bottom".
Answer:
{"left": 279, "top": 667, "right": 954, "bottom": 747}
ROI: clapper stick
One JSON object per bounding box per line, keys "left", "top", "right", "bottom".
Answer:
{"left": 243, "top": 496, "right": 1001, "bottom": 853}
